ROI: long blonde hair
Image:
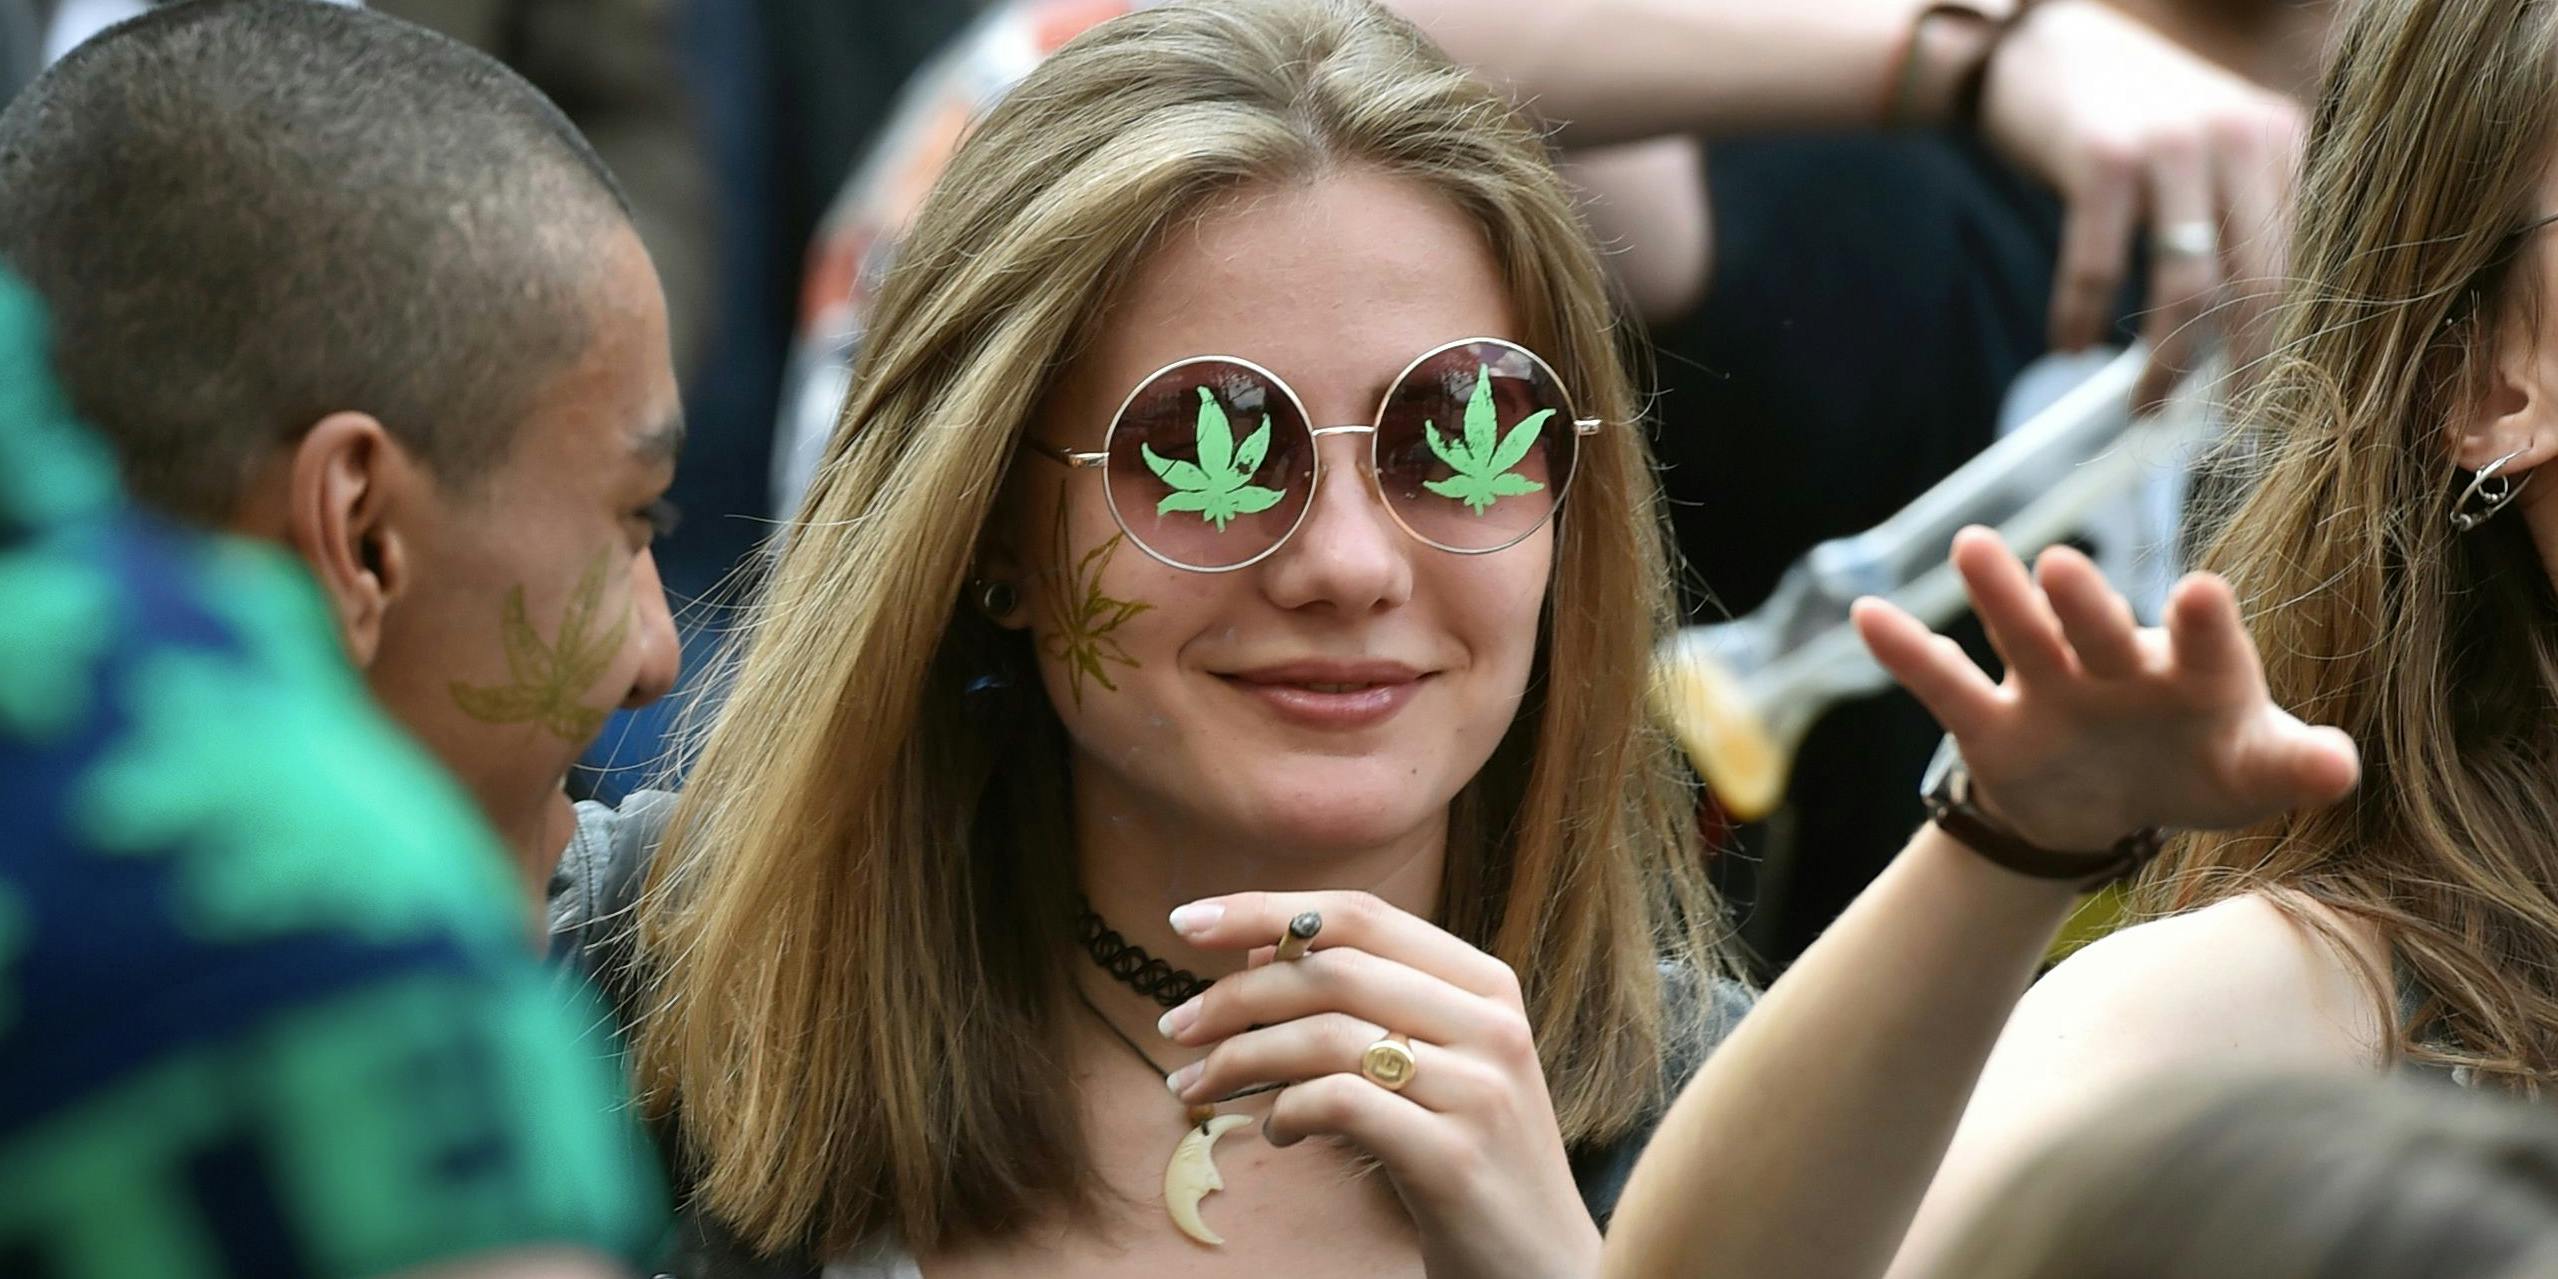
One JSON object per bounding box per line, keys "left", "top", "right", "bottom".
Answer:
{"left": 635, "top": 0, "right": 1729, "bottom": 1256}
{"left": 2137, "top": 0, "right": 2558, "bottom": 1088}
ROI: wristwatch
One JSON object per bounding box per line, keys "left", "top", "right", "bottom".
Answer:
{"left": 1920, "top": 734, "right": 2166, "bottom": 888}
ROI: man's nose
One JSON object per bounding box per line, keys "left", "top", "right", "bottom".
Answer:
{"left": 621, "top": 548, "right": 682, "bottom": 708}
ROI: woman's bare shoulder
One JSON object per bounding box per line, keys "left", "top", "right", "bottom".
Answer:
{"left": 2021, "top": 892, "right": 2394, "bottom": 1072}
{"left": 1884, "top": 894, "right": 2396, "bottom": 1277}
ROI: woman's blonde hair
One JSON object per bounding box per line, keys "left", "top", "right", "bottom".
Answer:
{"left": 634, "top": 0, "right": 1730, "bottom": 1256}
{"left": 2136, "top": 0, "right": 2558, "bottom": 1088}
{"left": 1928, "top": 1073, "right": 2558, "bottom": 1279}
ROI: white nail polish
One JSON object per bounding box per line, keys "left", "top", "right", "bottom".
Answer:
{"left": 1168, "top": 902, "right": 1224, "bottom": 935}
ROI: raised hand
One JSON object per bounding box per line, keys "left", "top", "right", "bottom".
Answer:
{"left": 1981, "top": 0, "right": 2303, "bottom": 405}
{"left": 1158, "top": 890, "right": 1596, "bottom": 1279}
{"left": 1853, "top": 527, "right": 2357, "bottom": 854}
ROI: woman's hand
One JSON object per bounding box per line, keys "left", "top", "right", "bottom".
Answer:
{"left": 1158, "top": 889, "right": 1594, "bottom": 1279}
{"left": 1853, "top": 528, "right": 2358, "bottom": 855}
{"left": 1981, "top": 0, "right": 2304, "bottom": 405}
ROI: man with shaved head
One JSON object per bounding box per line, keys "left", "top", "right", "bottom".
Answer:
{"left": 0, "top": 0, "right": 685, "bottom": 893}
{"left": 0, "top": 3, "right": 688, "bottom": 1274}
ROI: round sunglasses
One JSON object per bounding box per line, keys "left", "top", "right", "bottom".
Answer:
{"left": 1026, "top": 337, "right": 1602, "bottom": 572}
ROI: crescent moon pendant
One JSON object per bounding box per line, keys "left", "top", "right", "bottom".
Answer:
{"left": 1164, "top": 1113, "right": 1255, "bottom": 1246}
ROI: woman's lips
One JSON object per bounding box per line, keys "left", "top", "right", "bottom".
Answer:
{"left": 1218, "top": 663, "right": 1429, "bottom": 729}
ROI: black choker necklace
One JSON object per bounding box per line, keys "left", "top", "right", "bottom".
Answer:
{"left": 1076, "top": 901, "right": 1210, "bottom": 1009}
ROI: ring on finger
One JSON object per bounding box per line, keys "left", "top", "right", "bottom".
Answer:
{"left": 2152, "top": 219, "right": 2219, "bottom": 259}
{"left": 1360, "top": 1033, "right": 1418, "bottom": 1093}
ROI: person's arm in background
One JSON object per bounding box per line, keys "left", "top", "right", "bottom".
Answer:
{"left": 1391, "top": 0, "right": 2013, "bottom": 142}
{"left": 1387, "top": 0, "right": 2305, "bottom": 397}
{"left": 1555, "top": 137, "right": 1711, "bottom": 323}
{"left": 1599, "top": 530, "right": 2360, "bottom": 1279}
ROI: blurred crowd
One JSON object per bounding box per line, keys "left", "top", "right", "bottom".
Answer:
{"left": 10, "top": 1, "right": 2558, "bottom": 1278}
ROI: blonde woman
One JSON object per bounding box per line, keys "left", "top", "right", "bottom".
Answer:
{"left": 604, "top": 3, "right": 2354, "bottom": 1276}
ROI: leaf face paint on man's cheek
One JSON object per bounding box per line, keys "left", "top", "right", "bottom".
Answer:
{"left": 1039, "top": 481, "right": 1153, "bottom": 708}
{"left": 448, "top": 546, "right": 630, "bottom": 743}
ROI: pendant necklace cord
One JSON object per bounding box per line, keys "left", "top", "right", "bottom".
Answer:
{"left": 1071, "top": 986, "right": 1285, "bottom": 1109}
{"left": 1072, "top": 966, "right": 1288, "bottom": 1246}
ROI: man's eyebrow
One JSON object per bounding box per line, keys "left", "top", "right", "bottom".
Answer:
{"left": 633, "top": 412, "right": 687, "bottom": 466}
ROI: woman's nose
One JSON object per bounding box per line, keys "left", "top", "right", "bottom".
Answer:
{"left": 1259, "top": 431, "right": 1412, "bottom": 614}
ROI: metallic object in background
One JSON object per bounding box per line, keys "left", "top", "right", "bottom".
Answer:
{"left": 1651, "top": 345, "right": 2219, "bottom": 819}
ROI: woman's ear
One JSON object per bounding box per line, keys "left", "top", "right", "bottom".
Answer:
{"left": 973, "top": 541, "right": 1033, "bottom": 630}
{"left": 2457, "top": 295, "right": 2558, "bottom": 474}
{"left": 284, "top": 412, "right": 412, "bottom": 667}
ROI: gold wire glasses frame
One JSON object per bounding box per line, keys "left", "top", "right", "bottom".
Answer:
{"left": 1024, "top": 336, "right": 1605, "bottom": 574}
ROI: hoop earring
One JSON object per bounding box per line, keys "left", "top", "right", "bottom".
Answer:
{"left": 970, "top": 578, "right": 1021, "bottom": 620}
{"left": 2451, "top": 449, "right": 2532, "bottom": 533}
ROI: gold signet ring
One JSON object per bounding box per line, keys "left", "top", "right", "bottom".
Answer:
{"left": 1361, "top": 1034, "right": 1417, "bottom": 1092}
{"left": 1274, "top": 911, "right": 1322, "bottom": 962}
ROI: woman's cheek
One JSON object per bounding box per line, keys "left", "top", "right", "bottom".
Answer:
{"left": 1024, "top": 503, "right": 1161, "bottom": 710}
{"left": 1452, "top": 549, "right": 1551, "bottom": 676}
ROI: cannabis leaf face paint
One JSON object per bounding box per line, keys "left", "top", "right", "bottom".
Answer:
{"left": 448, "top": 547, "right": 631, "bottom": 743}
{"left": 1041, "top": 483, "right": 1154, "bottom": 707}
{"left": 1423, "top": 364, "right": 1553, "bottom": 515}
{"left": 1142, "top": 386, "right": 1287, "bottom": 531}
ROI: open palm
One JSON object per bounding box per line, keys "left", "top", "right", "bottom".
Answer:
{"left": 1854, "top": 528, "right": 2357, "bottom": 854}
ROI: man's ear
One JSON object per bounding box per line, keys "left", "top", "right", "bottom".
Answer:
{"left": 283, "top": 412, "right": 415, "bottom": 667}
{"left": 2458, "top": 296, "right": 2558, "bottom": 475}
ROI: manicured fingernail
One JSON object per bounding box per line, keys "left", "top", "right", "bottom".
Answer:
{"left": 1166, "top": 1062, "right": 1201, "bottom": 1097}
{"left": 1158, "top": 997, "right": 1200, "bottom": 1039}
{"left": 1168, "top": 902, "right": 1224, "bottom": 935}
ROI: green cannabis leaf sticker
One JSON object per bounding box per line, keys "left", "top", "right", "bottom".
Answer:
{"left": 1142, "top": 386, "right": 1286, "bottom": 531}
{"left": 1040, "top": 483, "right": 1154, "bottom": 707}
{"left": 448, "top": 548, "right": 630, "bottom": 743}
{"left": 1424, "top": 365, "right": 1552, "bottom": 515}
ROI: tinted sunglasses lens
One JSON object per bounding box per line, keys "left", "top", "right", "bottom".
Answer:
{"left": 1374, "top": 341, "right": 1577, "bottom": 551}
{"left": 1104, "top": 359, "right": 1314, "bottom": 569}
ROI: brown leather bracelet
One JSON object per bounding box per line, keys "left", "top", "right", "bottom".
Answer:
{"left": 1926, "top": 798, "right": 2166, "bottom": 888}
{"left": 1919, "top": 734, "right": 2166, "bottom": 888}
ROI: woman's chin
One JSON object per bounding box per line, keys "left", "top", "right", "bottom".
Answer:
{"left": 1215, "top": 781, "right": 1451, "bottom": 857}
